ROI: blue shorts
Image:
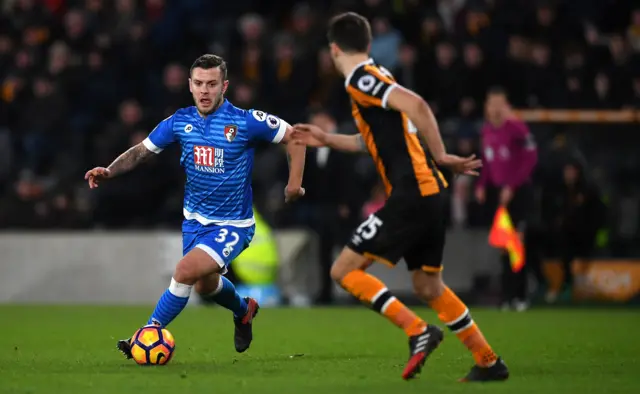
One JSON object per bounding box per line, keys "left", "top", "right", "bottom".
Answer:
{"left": 182, "top": 220, "right": 255, "bottom": 274}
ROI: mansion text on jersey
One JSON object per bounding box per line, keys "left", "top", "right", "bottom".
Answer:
{"left": 194, "top": 145, "right": 225, "bottom": 174}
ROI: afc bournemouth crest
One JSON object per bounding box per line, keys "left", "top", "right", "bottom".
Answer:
{"left": 224, "top": 124, "right": 238, "bottom": 142}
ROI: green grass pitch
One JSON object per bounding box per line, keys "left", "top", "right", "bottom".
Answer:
{"left": 0, "top": 305, "right": 638, "bottom": 394}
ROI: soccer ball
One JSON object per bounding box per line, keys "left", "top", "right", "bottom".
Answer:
{"left": 130, "top": 325, "right": 175, "bottom": 365}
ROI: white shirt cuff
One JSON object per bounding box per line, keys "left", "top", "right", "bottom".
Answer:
{"left": 271, "top": 120, "right": 289, "bottom": 144}
{"left": 381, "top": 83, "right": 398, "bottom": 109}
{"left": 143, "top": 137, "right": 163, "bottom": 153}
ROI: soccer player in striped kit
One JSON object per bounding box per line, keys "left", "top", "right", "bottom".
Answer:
{"left": 293, "top": 12, "right": 509, "bottom": 382}
{"left": 85, "top": 54, "right": 306, "bottom": 357}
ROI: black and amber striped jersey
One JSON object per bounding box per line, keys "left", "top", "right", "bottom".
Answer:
{"left": 345, "top": 58, "right": 448, "bottom": 198}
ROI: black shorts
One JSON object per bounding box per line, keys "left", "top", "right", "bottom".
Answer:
{"left": 347, "top": 193, "right": 445, "bottom": 272}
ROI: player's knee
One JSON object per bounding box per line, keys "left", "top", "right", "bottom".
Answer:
{"left": 412, "top": 271, "right": 445, "bottom": 302}
{"left": 331, "top": 248, "right": 371, "bottom": 282}
{"left": 173, "top": 258, "right": 201, "bottom": 285}
{"left": 330, "top": 262, "right": 348, "bottom": 282}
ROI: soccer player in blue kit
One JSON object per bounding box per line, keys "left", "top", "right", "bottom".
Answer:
{"left": 84, "top": 54, "right": 306, "bottom": 357}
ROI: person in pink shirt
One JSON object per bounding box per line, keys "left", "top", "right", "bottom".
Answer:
{"left": 475, "top": 87, "right": 538, "bottom": 311}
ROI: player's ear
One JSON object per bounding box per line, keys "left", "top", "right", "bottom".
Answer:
{"left": 222, "top": 80, "right": 229, "bottom": 95}
{"left": 329, "top": 43, "right": 340, "bottom": 58}
{"left": 188, "top": 78, "right": 192, "bottom": 93}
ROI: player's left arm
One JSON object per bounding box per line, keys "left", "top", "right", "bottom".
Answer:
{"left": 383, "top": 84, "right": 447, "bottom": 162}
{"left": 506, "top": 119, "right": 538, "bottom": 188}
{"left": 247, "top": 110, "right": 306, "bottom": 202}
{"left": 385, "top": 84, "right": 481, "bottom": 175}
{"left": 347, "top": 67, "right": 479, "bottom": 174}
{"left": 278, "top": 125, "right": 306, "bottom": 201}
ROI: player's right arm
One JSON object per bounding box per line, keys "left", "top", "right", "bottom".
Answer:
{"left": 291, "top": 124, "right": 367, "bottom": 154}
{"left": 85, "top": 115, "right": 176, "bottom": 188}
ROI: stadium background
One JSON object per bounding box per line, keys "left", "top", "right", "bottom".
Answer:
{"left": 1, "top": 0, "right": 640, "bottom": 307}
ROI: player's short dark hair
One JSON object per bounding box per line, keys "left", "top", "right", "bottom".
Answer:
{"left": 487, "top": 86, "right": 508, "bottom": 98}
{"left": 190, "top": 54, "right": 228, "bottom": 80}
{"left": 327, "top": 12, "right": 372, "bottom": 54}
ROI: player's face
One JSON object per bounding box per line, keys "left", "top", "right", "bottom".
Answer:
{"left": 485, "top": 93, "right": 508, "bottom": 124}
{"left": 189, "top": 67, "right": 229, "bottom": 115}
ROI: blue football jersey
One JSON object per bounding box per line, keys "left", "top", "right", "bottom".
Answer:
{"left": 143, "top": 100, "right": 288, "bottom": 227}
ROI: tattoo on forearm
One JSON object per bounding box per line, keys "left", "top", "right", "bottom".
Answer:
{"left": 355, "top": 134, "right": 367, "bottom": 152}
{"left": 107, "top": 143, "right": 154, "bottom": 176}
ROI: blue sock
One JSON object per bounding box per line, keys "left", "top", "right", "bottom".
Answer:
{"left": 210, "top": 276, "right": 248, "bottom": 318}
{"left": 147, "top": 278, "right": 192, "bottom": 327}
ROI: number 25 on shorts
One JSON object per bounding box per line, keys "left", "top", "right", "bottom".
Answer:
{"left": 356, "top": 215, "right": 383, "bottom": 240}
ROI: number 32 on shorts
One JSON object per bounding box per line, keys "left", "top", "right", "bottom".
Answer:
{"left": 215, "top": 228, "right": 240, "bottom": 258}
{"left": 352, "top": 214, "right": 383, "bottom": 245}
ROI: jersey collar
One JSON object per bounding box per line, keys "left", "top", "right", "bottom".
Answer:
{"left": 344, "top": 58, "right": 375, "bottom": 88}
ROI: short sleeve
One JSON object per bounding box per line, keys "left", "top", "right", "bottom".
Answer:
{"left": 346, "top": 65, "right": 398, "bottom": 109}
{"left": 246, "top": 109, "right": 289, "bottom": 144}
{"left": 143, "top": 115, "right": 176, "bottom": 153}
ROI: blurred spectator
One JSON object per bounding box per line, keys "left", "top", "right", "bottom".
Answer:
{"left": 113, "top": 0, "right": 140, "bottom": 42}
{"left": 293, "top": 109, "right": 360, "bottom": 304}
{"left": 459, "top": 42, "right": 490, "bottom": 117}
{"left": 94, "top": 99, "right": 145, "bottom": 166}
{"left": 631, "top": 76, "right": 640, "bottom": 108}
{"left": 394, "top": 44, "right": 417, "bottom": 90}
{"left": 63, "top": 8, "right": 92, "bottom": 56}
{"left": 310, "top": 48, "right": 345, "bottom": 116}
{"left": 237, "top": 13, "right": 266, "bottom": 48}
{"left": 230, "top": 80, "right": 260, "bottom": 110}
{"left": 529, "top": 2, "right": 563, "bottom": 49}
{"left": 500, "top": 35, "right": 529, "bottom": 107}
{"left": 263, "top": 34, "right": 314, "bottom": 123}
{"left": 526, "top": 41, "right": 562, "bottom": 107}
{"left": 627, "top": 8, "right": 640, "bottom": 51}
{"left": 150, "top": 63, "right": 191, "bottom": 119}
{"left": 0, "top": 0, "right": 637, "bottom": 239}
{"left": 438, "top": 0, "right": 467, "bottom": 34}
{"left": 235, "top": 45, "right": 264, "bottom": 86}
{"left": 544, "top": 160, "right": 606, "bottom": 303}
{"left": 20, "top": 75, "right": 68, "bottom": 174}
{"left": 369, "top": 16, "right": 402, "bottom": 71}
{"left": 589, "top": 71, "right": 618, "bottom": 108}
{"left": 426, "top": 41, "right": 461, "bottom": 117}
{"left": 290, "top": 3, "right": 322, "bottom": 60}
{"left": 418, "top": 13, "right": 445, "bottom": 49}
{"left": 450, "top": 120, "right": 480, "bottom": 227}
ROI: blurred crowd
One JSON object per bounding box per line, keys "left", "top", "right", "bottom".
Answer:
{"left": 0, "top": 0, "right": 639, "bottom": 259}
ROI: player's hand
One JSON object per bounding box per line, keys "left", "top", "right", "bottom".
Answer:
{"left": 84, "top": 167, "right": 111, "bottom": 189}
{"left": 499, "top": 186, "right": 513, "bottom": 206}
{"left": 284, "top": 185, "right": 305, "bottom": 203}
{"left": 291, "top": 123, "right": 329, "bottom": 147}
{"left": 437, "top": 154, "right": 482, "bottom": 176}
{"left": 475, "top": 187, "right": 486, "bottom": 204}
